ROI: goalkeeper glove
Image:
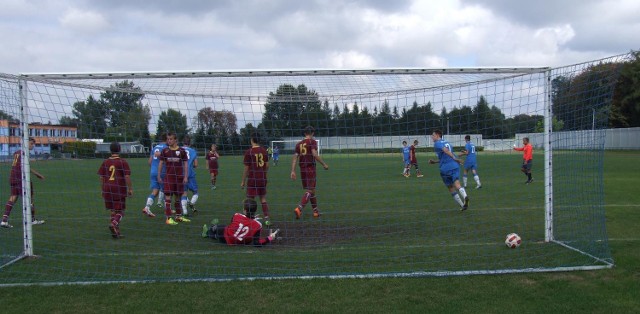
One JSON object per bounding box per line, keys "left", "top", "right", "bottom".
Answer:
{"left": 267, "top": 229, "right": 280, "bottom": 242}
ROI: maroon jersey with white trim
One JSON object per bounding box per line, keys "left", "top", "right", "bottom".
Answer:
{"left": 224, "top": 213, "right": 264, "bottom": 245}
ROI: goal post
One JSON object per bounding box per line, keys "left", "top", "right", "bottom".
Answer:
{"left": 0, "top": 52, "right": 633, "bottom": 285}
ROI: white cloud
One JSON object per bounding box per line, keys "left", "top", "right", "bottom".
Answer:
{"left": 323, "top": 51, "right": 377, "bottom": 69}
{"left": 59, "top": 8, "right": 110, "bottom": 34}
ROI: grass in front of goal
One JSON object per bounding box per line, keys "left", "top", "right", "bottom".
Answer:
{"left": 0, "top": 150, "right": 608, "bottom": 283}
{"left": 0, "top": 151, "right": 638, "bottom": 312}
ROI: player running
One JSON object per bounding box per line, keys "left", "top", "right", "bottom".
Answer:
{"left": 459, "top": 135, "right": 482, "bottom": 189}
{"left": 428, "top": 130, "right": 469, "bottom": 211}
{"left": 291, "top": 126, "right": 329, "bottom": 219}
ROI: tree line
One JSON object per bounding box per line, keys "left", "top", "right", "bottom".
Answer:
{"left": 2, "top": 51, "right": 633, "bottom": 153}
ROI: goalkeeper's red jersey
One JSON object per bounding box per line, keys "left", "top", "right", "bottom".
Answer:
{"left": 224, "top": 213, "right": 268, "bottom": 246}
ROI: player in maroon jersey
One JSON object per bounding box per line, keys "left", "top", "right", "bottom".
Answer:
{"left": 409, "top": 139, "right": 424, "bottom": 177}
{"left": 201, "top": 199, "right": 279, "bottom": 246}
{"left": 157, "top": 132, "right": 190, "bottom": 225}
{"left": 290, "top": 126, "right": 329, "bottom": 219}
{"left": 241, "top": 133, "right": 270, "bottom": 222}
{"left": 206, "top": 144, "right": 220, "bottom": 189}
{"left": 2, "top": 138, "right": 46, "bottom": 228}
{"left": 97, "top": 142, "right": 132, "bottom": 238}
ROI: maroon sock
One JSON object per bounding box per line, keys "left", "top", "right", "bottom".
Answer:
{"left": 261, "top": 202, "right": 270, "bottom": 217}
{"left": 175, "top": 200, "right": 182, "bottom": 216}
{"left": 310, "top": 195, "right": 317, "bottom": 210}
{"left": 4, "top": 201, "right": 14, "bottom": 221}
{"left": 165, "top": 198, "right": 172, "bottom": 217}
{"left": 299, "top": 192, "right": 311, "bottom": 209}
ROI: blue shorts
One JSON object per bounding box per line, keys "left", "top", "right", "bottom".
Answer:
{"left": 464, "top": 162, "right": 477, "bottom": 171}
{"left": 404, "top": 159, "right": 410, "bottom": 166}
{"left": 185, "top": 177, "right": 198, "bottom": 193}
{"left": 440, "top": 168, "right": 460, "bottom": 187}
{"left": 273, "top": 155, "right": 279, "bottom": 161}
{"left": 149, "top": 173, "right": 164, "bottom": 190}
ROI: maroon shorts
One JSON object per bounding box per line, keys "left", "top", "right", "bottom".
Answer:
{"left": 163, "top": 180, "right": 185, "bottom": 195}
{"left": 209, "top": 169, "right": 218, "bottom": 176}
{"left": 103, "top": 197, "right": 126, "bottom": 211}
{"left": 246, "top": 186, "right": 267, "bottom": 198}
{"left": 300, "top": 168, "right": 317, "bottom": 190}
{"left": 10, "top": 181, "right": 33, "bottom": 197}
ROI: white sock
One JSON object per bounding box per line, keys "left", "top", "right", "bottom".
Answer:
{"left": 190, "top": 194, "right": 199, "bottom": 205}
{"left": 181, "top": 198, "right": 188, "bottom": 214}
{"left": 458, "top": 187, "right": 468, "bottom": 199}
{"left": 157, "top": 192, "right": 165, "bottom": 204}
{"left": 474, "top": 175, "right": 481, "bottom": 186}
{"left": 145, "top": 197, "right": 153, "bottom": 208}
{"left": 453, "top": 193, "right": 464, "bottom": 207}
{"left": 463, "top": 176, "right": 468, "bottom": 187}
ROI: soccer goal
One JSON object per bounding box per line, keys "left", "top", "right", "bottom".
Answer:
{"left": 0, "top": 52, "right": 633, "bottom": 285}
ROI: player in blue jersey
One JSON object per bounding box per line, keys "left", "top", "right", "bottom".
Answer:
{"left": 428, "top": 130, "right": 469, "bottom": 211}
{"left": 272, "top": 146, "right": 280, "bottom": 166}
{"left": 401, "top": 140, "right": 411, "bottom": 177}
{"left": 459, "top": 135, "right": 482, "bottom": 189}
{"left": 181, "top": 136, "right": 199, "bottom": 216}
{"left": 141, "top": 133, "right": 167, "bottom": 217}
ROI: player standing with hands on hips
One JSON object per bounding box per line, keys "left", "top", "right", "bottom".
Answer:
{"left": 513, "top": 137, "right": 534, "bottom": 184}
{"left": 291, "top": 126, "right": 329, "bottom": 219}
{"left": 428, "top": 130, "right": 469, "bottom": 211}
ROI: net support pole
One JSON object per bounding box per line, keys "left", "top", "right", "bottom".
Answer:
{"left": 544, "top": 71, "right": 554, "bottom": 242}
{"left": 19, "top": 79, "right": 35, "bottom": 257}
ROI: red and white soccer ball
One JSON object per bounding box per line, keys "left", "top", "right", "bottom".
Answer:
{"left": 505, "top": 233, "right": 522, "bottom": 248}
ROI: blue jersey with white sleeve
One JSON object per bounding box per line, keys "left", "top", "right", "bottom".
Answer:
{"left": 183, "top": 146, "right": 198, "bottom": 179}
{"left": 150, "top": 143, "right": 167, "bottom": 176}
{"left": 434, "top": 139, "right": 459, "bottom": 172}
{"left": 464, "top": 142, "right": 477, "bottom": 166}
{"left": 402, "top": 146, "right": 411, "bottom": 163}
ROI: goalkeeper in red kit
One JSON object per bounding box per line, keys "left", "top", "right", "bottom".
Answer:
{"left": 201, "top": 199, "right": 279, "bottom": 246}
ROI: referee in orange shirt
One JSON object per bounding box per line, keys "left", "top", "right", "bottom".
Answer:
{"left": 514, "top": 137, "right": 534, "bottom": 184}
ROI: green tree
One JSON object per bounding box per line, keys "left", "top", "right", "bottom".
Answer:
{"left": 534, "top": 116, "right": 565, "bottom": 133}
{"left": 193, "top": 107, "right": 238, "bottom": 151}
{"left": 72, "top": 95, "right": 108, "bottom": 139}
{"left": 611, "top": 51, "right": 640, "bottom": 127}
{"left": 0, "top": 110, "right": 17, "bottom": 122}
{"left": 262, "top": 84, "right": 322, "bottom": 138}
{"left": 156, "top": 109, "right": 189, "bottom": 142}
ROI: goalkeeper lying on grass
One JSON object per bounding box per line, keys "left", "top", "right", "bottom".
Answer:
{"left": 201, "top": 198, "right": 279, "bottom": 246}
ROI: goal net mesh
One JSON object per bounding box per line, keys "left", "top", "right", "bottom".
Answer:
{"left": 0, "top": 52, "right": 631, "bottom": 285}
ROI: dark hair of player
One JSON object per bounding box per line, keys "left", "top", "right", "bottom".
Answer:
{"left": 183, "top": 135, "right": 191, "bottom": 146}
{"left": 465, "top": 135, "right": 471, "bottom": 141}
{"left": 433, "top": 129, "right": 443, "bottom": 137}
{"left": 250, "top": 132, "right": 261, "bottom": 145}
{"left": 110, "top": 142, "right": 121, "bottom": 153}
{"left": 402, "top": 140, "right": 407, "bottom": 145}
{"left": 523, "top": 137, "right": 529, "bottom": 143}
{"left": 304, "top": 126, "right": 315, "bottom": 135}
{"left": 243, "top": 198, "right": 258, "bottom": 218}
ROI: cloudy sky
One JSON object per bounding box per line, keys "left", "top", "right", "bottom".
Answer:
{"left": 1, "top": 0, "right": 638, "bottom": 75}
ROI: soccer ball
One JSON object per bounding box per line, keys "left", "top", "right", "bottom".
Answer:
{"left": 505, "top": 233, "right": 522, "bottom": 248}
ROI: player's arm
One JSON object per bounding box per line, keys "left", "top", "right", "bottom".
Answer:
{"left": 290, "top": 153, "right": 299, "bottom": 180}
{"left": 241, "top": 165, "right": 249, "bottom": 188}
{"left": 183, "top": 160, "right": 188, "bottom": 183}
{"left": 312, "top": 149, "right": 329, "bottom": 170}
{"left": 157, "top": 160, "right": 164, "bottom": 183}
{"left": 459, "top": 149, "right": 468, "bottom": 156}
{"left": 125, "top": 174, "right": 133, "bottom": 196}
{"left": 30, "top": 168, "right": 45, "bottom": 180}
{"left": 442, "top": 146, "right": 463, "bottom": 164}
{"left": 253, "top": 228, "right": 279, "bottom": 247}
